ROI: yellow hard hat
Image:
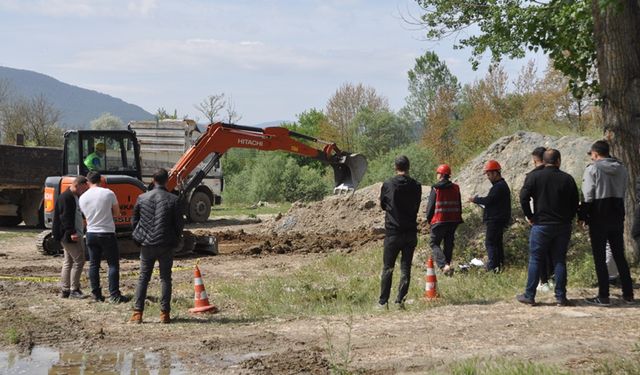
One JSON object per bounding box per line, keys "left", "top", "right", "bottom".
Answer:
{"left": 95, "top": 142, "right": 106, "bottom": 152}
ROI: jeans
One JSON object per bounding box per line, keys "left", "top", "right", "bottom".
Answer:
{"left": 134, "top": 246, "right": 174, "bottom": 313}
{"left": 60, "top": 238, "right": 85, "bottom": 291}
{"left": 430, "top": 223, "right": 458, "bottom": 269}
{"left": 524, "top": 224, "right": 572, "bottom": 301}
{"left": 589, "top": 224, "right": 633, "bottom": 299}
{"left": 379, "top": 233, "right": 417, "bottom": 305}
{"left": 86, "top": 232, "right": 121, "bottom": 298}
{"left": 485, "top": 221, "right": 506, "bottom": 271}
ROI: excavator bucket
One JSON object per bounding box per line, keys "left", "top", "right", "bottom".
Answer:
{"left": 331, "top": 153, "right": 368, "bottom": 194}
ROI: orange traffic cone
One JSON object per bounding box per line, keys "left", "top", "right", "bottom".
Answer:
{"left": 424, "top": 257, "right": 438, "bottom": 300}
{"left": 188, "top": 265, "right": 219, "bottom": 314}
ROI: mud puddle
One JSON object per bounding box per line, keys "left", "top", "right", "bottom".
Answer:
{"left": 0, "top": 347, "right": 184, "bottom": 374}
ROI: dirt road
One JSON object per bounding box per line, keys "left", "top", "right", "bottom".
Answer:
{"left": 0, "top": 218, "right": 639, "bottom": 374}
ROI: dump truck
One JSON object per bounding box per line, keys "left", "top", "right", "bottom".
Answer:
{"left": 0, "top": 142, "right": 63, "bottom": 227}
{"left": 128, "top": 119, "right": 223, "bottom": 222}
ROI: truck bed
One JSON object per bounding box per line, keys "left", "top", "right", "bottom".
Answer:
{"left": 0, "top": 144, "right": 63, "bottom": 189}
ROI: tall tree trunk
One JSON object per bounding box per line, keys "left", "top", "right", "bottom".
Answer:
{"left": 592, "top": 0, "right": 640, "bottom": 263}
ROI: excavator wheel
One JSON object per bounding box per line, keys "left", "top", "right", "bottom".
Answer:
{"left": 36, "top": 230, "right": 63, "bottom": 256}
{"left": 188, "top": 191, "right": 212, "bottom": 223}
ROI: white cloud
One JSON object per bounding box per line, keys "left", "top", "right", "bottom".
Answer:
{"left": 0, "top": 0, "right": 157, "bottom": 17}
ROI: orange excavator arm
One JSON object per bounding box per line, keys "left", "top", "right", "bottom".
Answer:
{"left": 167, "top": 122, "right": 367, "bottom": 196}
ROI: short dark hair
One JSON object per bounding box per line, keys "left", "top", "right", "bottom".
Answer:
{"left": 589, "top": 140, "right": 610, "bottom": 156}
{"left": 531, "top": 146, "right": 546, "bottom": 161}
{"left": 153, "top": 168, "right": 169, "bottom": 185}
{"left": 543, "top": 149, "right": 561, "bottom": 165}
{"left": 394, "top": 155, "right": 410, "bottom": 172}
{"left": 86, "top": 171, "right": 101, "bottom": 184}
{"left": 73, "top": 176, "right": 88, "bottom": 186}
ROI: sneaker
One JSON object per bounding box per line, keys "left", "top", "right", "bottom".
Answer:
{"left": 622, "top": 296, "right": 635, "bottom": 304}
{"left": 92, "top": 293, "right": 105, "bottom": 302}
{"left": 129, "top": 310, "right": 143, "bottom": 324}
{"left": 60, "top": 290, "right": 70, "bottom": 299}
{"left": 536, "top": 283, "right": 551, "bottom": 293}
{"left": 374, "top": 302, "right": 389, "bottom": 311}
{"left": 394, "top": 301, "right": 406, "bottom": 310}
{"left": 516, "top": 294, "right": 535, "bottom": 306}
{"left": 443, "top": 264, "right": 454, "bottom": 277}
{"left": 110, "top": 294, "right": 131, "bottom": 304}
{"left": 556, "top": 297, "right": 573, "bottom": 307}
{"left": 584, "top": 296, "right": 611, "bottom": 307}
{"left": 160, "top": 311, "right": 170, "bottom": 324}
{"left": 69, "top": 290, "right": 88, "bottom": 299}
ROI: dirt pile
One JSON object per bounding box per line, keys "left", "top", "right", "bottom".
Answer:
{"left": 191, "top": 228, "right": 383, "bottom": 255}
{"left": 455, "top": 131, "right": 594, "bottom": 200}
{"left": 270, "top": 183, "right": 431, "bottom": 235}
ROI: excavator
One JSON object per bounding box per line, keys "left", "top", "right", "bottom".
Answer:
{"left": 38, "top": 122, "right": 367, "bottom": 255}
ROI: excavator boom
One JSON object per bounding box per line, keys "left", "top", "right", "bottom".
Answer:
{"left": 168, "top": 123, "right": 367, "bottom": 196}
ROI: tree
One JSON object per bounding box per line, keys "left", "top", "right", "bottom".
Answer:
{"left": 326, "top": 83, "right": 389, "bottom": 150}
{"left": 1, "top": 95, "right": 63, "bottom": 146}
{"left": 156, "top": 107, "right": 178, "bottom": 120}
{"left": 402, "top": 51, "right": 460, "bottom": 127}
{"left": 195, "top": 94, "right": 226, "bottom": 124}
{"left": 352, "top": 109, "right": 413, "bottom": 159}
{"left": 90, "top": 113, "right": 124, "bottom": 130}
{"left": 223, "top": 95, "right": 242, "bottom": 124}
{"left": 415, "top": 0, "right": 640, "bottom": 260}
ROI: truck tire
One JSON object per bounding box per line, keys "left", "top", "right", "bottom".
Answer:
{"left": 0, "top": 215, "right": 22, "bottom": 227}
{"left": 36, "top": 230, "right": 63, "bottom": 256}
{"left": 188, "top": 191, "right": 211, "bottom": 223}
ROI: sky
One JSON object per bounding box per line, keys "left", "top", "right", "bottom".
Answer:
{"left": 0, "top": 0, "right": 545, "bottom": 126}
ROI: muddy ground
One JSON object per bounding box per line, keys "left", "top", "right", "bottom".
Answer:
{"left": 1, "top": 215, "right": 639, "bottom": 374}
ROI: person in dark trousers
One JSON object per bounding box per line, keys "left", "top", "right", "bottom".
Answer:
{"left": 517, "top": 149, "right": 579, "bottom": 306}
{"left": 528, "top": 147, "right": 554, "bottom": 293}
{"left": 580, "top": 140, "right": 634, "bottom": 306}
{"left": 377, "top": 156, "right": 422, "bottom": 310}
{"left": 468, "top": 160, "right": 511, "bottom": 272}
{"left": 79, "top": 171, "right": 130, "bottom": 304}
{"left": 130, "top": 168, "right": 185, "bottom": 324}
{"left": 425, "top": 164, "right": 463, "bottom": 276}
{"left": 53, "top": 176, "right": 89, "bottom": 299}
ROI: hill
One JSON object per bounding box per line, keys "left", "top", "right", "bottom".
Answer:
{"left": 0, "top": 66, "right": 153, "bottom": 128}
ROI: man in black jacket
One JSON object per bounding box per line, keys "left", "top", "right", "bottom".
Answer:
{"left": 130, "top": 169, "right": 185, "bottom": 324}
{"left": 517, "top": 149, "right": 579, "bottom": 306}
{"left": 377, "top": 156, "right": 422, "bottom": 310}
{"left": 469, "top": 160, "right": 511, "bottom": 272}
{"left": 53, "top": 176, "right": 89, "bottom": 299}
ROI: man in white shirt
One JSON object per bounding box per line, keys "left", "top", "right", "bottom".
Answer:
{"left": 79, "top": 171, "right": 130, "bottom": 303}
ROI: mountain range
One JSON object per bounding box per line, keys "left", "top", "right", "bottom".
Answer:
{"left": 0, "top": 66, "right": 154, "bottom": 128}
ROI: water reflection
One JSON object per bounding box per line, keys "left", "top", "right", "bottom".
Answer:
{"left": 0, "top": 347, "right": 183, "bottom": 374}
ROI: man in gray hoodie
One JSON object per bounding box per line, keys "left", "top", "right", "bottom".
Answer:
{"left": 580, "top": 140, "right": 634, "bottom": 306}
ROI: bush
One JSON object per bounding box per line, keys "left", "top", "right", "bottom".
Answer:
{"left": 360, "top": 142, "right": 438, "bottom": 187}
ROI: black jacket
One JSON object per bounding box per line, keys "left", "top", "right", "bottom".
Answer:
{"left": 633, "top": 179, "right": 640, "bottom": 239}
{"left": 132, "top": 186, "right": 185, "bottom": 247}
{"left": 52, "top": 188, "right": 78, "bottom": 242}
{"left": 473, "top": 178, "right": 511, "bottom": 224}
{"left": 380, "top": 174, "right": 422, "bottom": 235}
{"left": 520, "top": 166, "right": 579, "bottom": 225}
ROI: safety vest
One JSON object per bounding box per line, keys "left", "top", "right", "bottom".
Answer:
{"left": 83, "top": 152, "right": 101, "bottom": 171}
{"left": 431, "top": 183, "right": 462, "bottom": 224}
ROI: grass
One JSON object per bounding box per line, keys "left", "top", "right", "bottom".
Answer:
{"left": 0, "top": 230, "right": 39, "bottom": 242}
{"left": 210, "top": 202, "right": 292, "bottom": 217}
{"left": 448, "top": 357, "right": 568, "bottom": 375}
{"left": 4, "top": 327, "right": 19, "bottom": 345}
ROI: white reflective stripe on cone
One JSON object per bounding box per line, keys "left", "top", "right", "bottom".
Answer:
{"left": 194, "top": 278, "right": 203, "bottom": 286}
{"left": 425, "top": 282, "right": 435, "bottom": 290}
{"left": 200, "top": 291, "right": 208, "bottom": 300}
{"left": 426, "top": 269, "right": 436, "bottom": 276}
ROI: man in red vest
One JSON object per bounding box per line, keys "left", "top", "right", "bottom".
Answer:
{"left": 425, "top": 164, "right": 463, "bottom": 276}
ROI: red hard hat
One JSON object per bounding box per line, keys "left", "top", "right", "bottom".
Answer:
{"left": 436, "top": 164, "right": 451, "bottom": 175}
{"left": 484, "top": 160, "right": 502, "bottom": 172}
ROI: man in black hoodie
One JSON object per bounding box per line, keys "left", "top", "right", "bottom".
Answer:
{"left": 378, "top": 156, "right": 422, "bottom": 310}
{"left": 469, "top": 160, "right": 511, "bottom": 272}
{"left": 580, "top": 140, "right": 634, "bottom": 306}
{"left": 425, "top": 164, "right": 463, "bottom": 276}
